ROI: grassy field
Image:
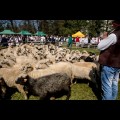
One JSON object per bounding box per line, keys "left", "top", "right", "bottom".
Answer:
{"left": 0, "top": 44, "right": 120, "bottom": 100}
{"left": 9, "top": 79, "right": 120, "bottom": 100}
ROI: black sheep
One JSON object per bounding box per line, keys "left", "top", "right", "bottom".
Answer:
{"left": 16, "top": 73, "right": 71, "bottom": 100}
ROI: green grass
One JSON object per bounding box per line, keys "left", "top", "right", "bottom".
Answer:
{"left": 9, "top": 81, "right": 120, "bottom": 100}
{"left": 70, "top": 83, "right": 97, "bottom": 100}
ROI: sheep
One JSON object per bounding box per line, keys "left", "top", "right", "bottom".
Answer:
{"left": 73, "top": 62, "right": 98, "bottom": 70}
{"left": 15, "top": 73, "right": 71, "bottom": 100}
{"left": 15, "top": 56, "right": 38, "bottom": 70}
{"left": 28, "top": 62, "right": 97, "bottom": 85}
{"left": 20, "top": 63, "right": 34, "bottom": 73}
{"left": 0, "top": 64, "right": 33, "bottom": 100}
{"left": 0, "top": 59, "right": 16, "bottom": 68}
{"left": 27, "top": 62, "right": 73, "bottom": 80}
{"left": 71, "top": 64, "right": 96, "bottom": 82}
{"left": 71, "top": 64, "right": 98, "bottom": 88}
{"left": 48, "top": 62, "right": 97, "bottom": 85}
{"left": 33, "top": 61, "right": 96, "bottom": 85}
{"left": 46, "top": 53, "right": 56, "bottom": 64}
{"left": 80, "top": 51, "right": 97, "bottom": 62}
{"left": 35, "top": 59, "right": 51, "bottom": 69}
{"left": 73, "top": 61, "right": 100, "bottom": 79}
{"left": 84, "top": 56, "right": 95, "bottom": 62}
{"left": 35, "top": 63, "right": 49, "bottom": 70}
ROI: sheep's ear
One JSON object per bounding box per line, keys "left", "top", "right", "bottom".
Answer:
{"left": 16, "top": 75, "right": 27, "bottom": 84}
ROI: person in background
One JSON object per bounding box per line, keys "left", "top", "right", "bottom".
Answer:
{"left": 67, "top": 34, "right": 73, "bottom": 49}
{"left": 1, "top": 35, "right": 9, "bottom": 47}
{"left": 97, "top": 20, "right": 120, "bottom": 100}
{"left": 75, "top": 36, "right": 80, "bottom": 48}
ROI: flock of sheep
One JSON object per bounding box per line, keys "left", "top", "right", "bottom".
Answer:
{"left": 0, "top": 43, "right": 100, "bottom": 100}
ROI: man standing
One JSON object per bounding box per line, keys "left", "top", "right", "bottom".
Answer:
{"left": 67, "top": 34, "right": 73, "bottom": 49}
{"left": 75, "top": 36, "right": 80, "bottom": 48}
{"left": 97, "top": 20, "right": 120, "bottom": 100}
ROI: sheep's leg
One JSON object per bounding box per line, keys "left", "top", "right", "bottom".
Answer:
{"left": 1, "top": 86, "right": 7, "bottom": 99}
{"left": 71, "top": 77, "right": 74, "bottom": 84}
{"left": 71, "top": 78, "right": 77, "bottom": 84}
{"left": 65, "top": 86, "right": 71, "bottom": 100}
{"left": 91, "top": 68, "right": 99, "bottom": 88}
{"left": 66, "top": 91, "right": 71, "bottom": 100}
{"left": 39, "top": 92, "right": 48, "bottom": 100}
{"left": 16, "top": 84, "right": 28, "bottom": 100}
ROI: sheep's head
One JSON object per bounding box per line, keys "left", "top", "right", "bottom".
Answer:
{"left": 16, "top": 73, "right": 30, "bottom": 93}
{"left": 16, "top": 73, "right": 28, "bottom": 85}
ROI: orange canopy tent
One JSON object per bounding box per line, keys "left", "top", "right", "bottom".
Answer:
{"left": 72, "top": 31, "right": 85, "bottom": 38}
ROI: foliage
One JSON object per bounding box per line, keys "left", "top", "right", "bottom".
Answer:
{"left": 0, "top": 20, "right": 113, "bottom": 36}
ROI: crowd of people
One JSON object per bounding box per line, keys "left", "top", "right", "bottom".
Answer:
{"left": 0, "top": 34, "right": 69, "bottom": 47}
{"left": 0, "top": 33, "right": 101, "bottom": 49}
{"left": 67, "top": 35, "right": 101, "bottom": 49}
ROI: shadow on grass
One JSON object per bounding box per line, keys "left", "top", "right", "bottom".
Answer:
{"left": 89, "top": 81, "right": 102, "bottom": 100}
{"left": 74, "top": 78, "right": 102, "bottom": 100}
{"left": 1, "top": 87, "right": 18, "bottom": 100}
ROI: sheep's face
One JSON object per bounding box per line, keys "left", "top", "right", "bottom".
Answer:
{"left": 15, "top": 74, "right": 28, "bottom": 85}
{"left": 15, "top": 74, "right": 30, "bottom": 92}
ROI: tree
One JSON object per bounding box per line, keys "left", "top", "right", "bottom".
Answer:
{"left": 0, "top": 20, "right": 113, "bottom": 37}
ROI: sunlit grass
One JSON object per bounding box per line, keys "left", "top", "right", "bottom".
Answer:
{"left": 10, "top": 81, "right": 120, "bottom": 100}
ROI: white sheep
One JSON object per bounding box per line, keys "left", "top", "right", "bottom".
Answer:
{"left": 27, "top": 62, "right": 97, "bottom": 86}
{"left": 73, "top": 61, "right": 100, "bottom": 78}
{"left": 71, "top": 64, "right": 97, "bottom": 86}
{"left": 25, "top": 62, "right": 73, "bottom": 83}
{"left": 0, "top": 64, "right": 33, "bottom": 100}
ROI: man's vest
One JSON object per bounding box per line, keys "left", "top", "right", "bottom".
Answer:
{"left": 98, "top": 28, "right": 120, "bottom": 68}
